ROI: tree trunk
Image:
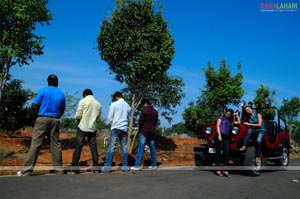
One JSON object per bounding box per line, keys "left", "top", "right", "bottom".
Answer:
{"left": 127, "top": 93, "right": 136, "bottom": 154}
{"left": 0, "top": 71, "right": 8, "bottom": 103}
{"left": 289, "top": 122, "right": 293, "bottom": 150}
{"left": 129, "top": 126, "right": 139, "bottom": 154}
{"left": 0, "top": 59, "right": 12, "bottom": 103}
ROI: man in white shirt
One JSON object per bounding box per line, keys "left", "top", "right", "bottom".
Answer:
{"left": 101, "top": 91, "right": 131, "bottom": 173}
{"left": 68, "top": 89, "right": 102, "bottom": 174}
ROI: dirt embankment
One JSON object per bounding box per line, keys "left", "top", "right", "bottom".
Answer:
{"left": 0, "top": 128, "right": 200, "bottom": 175}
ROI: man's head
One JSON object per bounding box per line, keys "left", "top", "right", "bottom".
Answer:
{"left": 47, "top": 74, "right": 58, "bottom": 87}
{"left": 112, "top": 91, "right": 123, "bottom": 101}
{"left": 83, "top": 89, "right": 93, "bottom": 97}
{"left": 141, "top": 99, "right": 151, "bottom": 107}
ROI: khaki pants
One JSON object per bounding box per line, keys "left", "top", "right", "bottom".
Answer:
{"left": 22, "top": 117, "right": 62, "bottom": 173}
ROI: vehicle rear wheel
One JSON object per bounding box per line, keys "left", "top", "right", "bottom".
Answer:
{"left": 275, "top": 146, "right": 289, "bottom": 167}
{"left": 243, "top": 146, "right": 262, "bottom": 176}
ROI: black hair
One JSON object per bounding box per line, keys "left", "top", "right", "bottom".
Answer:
{"left": 141, "top": 99, "right": 152, "bottom": 106}
{"left": 47, "top": 74, "right": 58, "bottom": 87}
{"left": 226, "top": 108, "right": 234, "bottom": 115}
{"left": 113, "top": 91, "right": 123, "bottom": 99}
{"left": 241, "top": 106, "right": 252, "bottom": 123}
{"left": 83, "top": 89, "right": 93, "bottom": 97}
{"left": 225, "top": 108, "right": 234, "bottom": 121}
{"left": 248, "top": 101, "right": 253, "bottom": 108}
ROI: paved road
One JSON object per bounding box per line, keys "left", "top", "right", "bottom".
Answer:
{"left": 1, "top": 159, "right": 300, "bottom": 199}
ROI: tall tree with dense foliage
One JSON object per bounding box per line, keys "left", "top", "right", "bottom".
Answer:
{"left": 291, "top": 121, "right": 300, "bottom": 142}
{"left": 279, "top": 97, "right": 300, "bottom": 141}
{"left": 0, "top": 0, "right": 52, "bottom": 102}
{"left": 253, "top": 84, "right": 276, "bottom": 108}
{"left": 97, "top": 0, "right": 184, "bottom": 150}
{"left": 252, "top": 84, "right": 277, "bottom": 117}
{"left": 0, "top": 78, "right": 35, "bottom": 135}
{"left": 203, "top": 59, "right": 244, "bottom": 114}
{"left": 279, "top": 97, "right": 300, "bottom": 125}
{"left": 183, "top": 59, "right": 244, "bottom": 133}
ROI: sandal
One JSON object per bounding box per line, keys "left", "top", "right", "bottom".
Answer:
{"left": 215, "top": 171, "right": 223, "bottom": 176}
{"left": 240, "top": 146, "right": 246, "bottom": 151}
{"left": 222, "top": 171, "right": 230, "bottom": 178}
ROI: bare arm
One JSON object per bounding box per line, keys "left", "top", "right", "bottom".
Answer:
{"left": 243, "top": 113, "right": 263, "bottom": 127}
{"left": 234, "top": 113, "right": 241, "bottom": 124}
{"left": 216, "top": 118, "right": 222, "bottom": 141}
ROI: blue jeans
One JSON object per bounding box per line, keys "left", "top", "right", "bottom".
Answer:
{"left": 135, "top": 133, "right": 157, "bottom": 167}
{"left": 243, "top": 128, "right": 265, "bottom": 156}
{"left": 102, "top": 129, "right": 129, "bottom": 172}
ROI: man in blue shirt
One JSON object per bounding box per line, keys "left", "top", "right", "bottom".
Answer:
{"left": 17, "top": 74, "right": 66, "bottom": 176}
{"left": 101, "top": 91, "right": 131, "bottom": 173}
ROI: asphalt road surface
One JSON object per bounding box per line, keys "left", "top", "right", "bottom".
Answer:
{"left": 1, "top": 158, "right": 300, "bottom": 199}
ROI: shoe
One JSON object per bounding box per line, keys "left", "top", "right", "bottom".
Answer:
{"left": 67, "top": 170, "right": 79, "bottom": 175}
{"left": 101, "top": 166, "right": 111, "bottom": 173}
{"left": 17, "top": 171, "right": 31, "bottom": 176}
{"left": 121, "top": 166, "right": 131, "bottom": 172}
{"left": 131, "top": 166, "right": 143, "bottom": 171}
{"left": 54, "top": 170, "right": 65, "bottom": 175}
{"left": 149, "top": 166, "right": 158, "bottom": 170}
{"left": 92, "top": 170, "right": 100, "bottom": 174}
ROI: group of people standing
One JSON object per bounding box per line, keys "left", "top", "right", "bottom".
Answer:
{"left": 16, "top": 74, "right": 266, "bottom": 177}
{"left": 17, "top": 74, "right": 159, "bottom": 176}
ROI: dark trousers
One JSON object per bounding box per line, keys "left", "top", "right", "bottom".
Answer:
{"left": 71, "top": 128, "right": 99, "bottom": 167}
{"left": 215, "top": 133, "right": 230, "bottom": 167}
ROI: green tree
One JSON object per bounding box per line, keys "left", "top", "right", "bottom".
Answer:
{"left": 0, "top": 0, "right": 52, "bottom": 102}
{"left": 60, "top": 118, "right": 77, "bottom": 130}
{"left": 252, "top": 84, "right": 276, "bottom": 117}
{"left": 203, "top": 59, "right": 244, "bottom": 115}
{"left": 291, "top": 121, "right": 300, "bottom": 142}
{"left": 279, "top": 97, "right": 300, "bottom": 141}
{"left": 279, "top": 97, "right": 300, "bottom": 125}
{"left": 164, "top": 122, "right": 196, "bottom": 137}
{"left": 60, "top": 91, "right": 80, "bottom": 130}
{"left": 62, "top": 91, "right": 80, "bottom": 119}
{"left": 97, "top": 0, "right": 184, "bottom": 152}
{"left": 183, "top": 59, "right": 244, "bottom": 134}
{"left": 0, "top": 78, "right": 35, "bottom": 135}
{"left": 183, "top": 98, "right": 216, "bottom": 134}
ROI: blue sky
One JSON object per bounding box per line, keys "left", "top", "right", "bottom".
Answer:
{"left": 11, "top": 0, "right": 300, "bottom": 127}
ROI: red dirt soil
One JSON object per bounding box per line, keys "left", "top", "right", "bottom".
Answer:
{"left": 0, "top": 128, "right": 200, "bottom": 175}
